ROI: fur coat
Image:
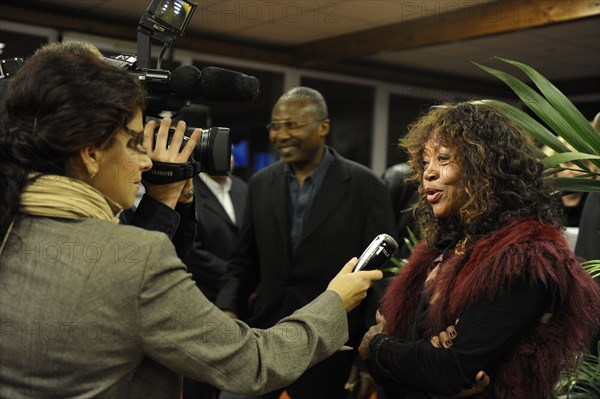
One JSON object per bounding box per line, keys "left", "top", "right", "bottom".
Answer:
{"left": 381, "top": 218, "right": 600, "bottom": 399}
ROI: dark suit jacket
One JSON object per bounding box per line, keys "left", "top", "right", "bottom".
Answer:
{"left": 182, "top": 174, "right": 248, "bottom": 301}
{"left": 215, "top": 148, "right": 397, "bottom": 397}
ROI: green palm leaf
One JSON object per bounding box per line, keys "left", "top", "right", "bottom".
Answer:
{"left": 542, "top": 153, "right": 600, "bottom": 169}
{"left": 582, "top": 260, "right": 600, "bottom": 279}
{"left": 474, "top": 62, "right": 600, "bottom": 171}
{"left": 475, "top": 59, "right": 600, "bottom": 193}
{"left": 497, "top": 57, "right": 600, "bottom": 154}
{"left": 473, "top": 99, "right": 591, "bottom": 171}
{"left": 547, "top": 177, "right": 600, "bottom": 192}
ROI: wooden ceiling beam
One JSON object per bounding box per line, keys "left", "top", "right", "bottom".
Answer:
{"left": 0, "top": 5, "right": 135, "bottom": 41}
{"left": 1, "top": 3, "right": 597, "bottom": 100}
{"left": 293, "top": 0, "right": 600, "bottom": 65}
{"left": 311, "top": 61, "right": 600, "bottom": 100}
{"left": 310, "top": 61, "right": 515, "bottom": 99}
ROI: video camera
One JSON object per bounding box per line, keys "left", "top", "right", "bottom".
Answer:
{"left": 0, "top": 0, "right": 261, "bottom": 183}
{"left": 119, "top": 0, "right": 261, "bottom": 183}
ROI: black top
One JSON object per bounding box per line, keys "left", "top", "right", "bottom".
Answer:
{"left": 119, "top": 194, "right": 196, "bottom": 256}
{"left": 367, "top": 280, "right": 551, "bottom": 398}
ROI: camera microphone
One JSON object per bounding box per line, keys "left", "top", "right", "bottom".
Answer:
{"left": 353, "top": 234, "right": 398, "bottom": 272}
{"left": 170, "top": 65, "right": 260, "bottom": 102}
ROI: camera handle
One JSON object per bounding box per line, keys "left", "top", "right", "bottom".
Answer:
{"left": 136, "top": 32, "right": 152, "bottom": 69}
{"left": 142, "top": 161, "right": 199, "bottom": 184}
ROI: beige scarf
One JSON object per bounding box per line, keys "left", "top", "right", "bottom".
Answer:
{"left": 0, "top": 174, "right": 122, "bottom": 257}
{"left": 20, "top": 174, "right": 121, "bottom": 223}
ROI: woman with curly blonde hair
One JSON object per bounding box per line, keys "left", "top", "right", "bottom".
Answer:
{"left": 359, "top": 101, "right": 600, "bottom": 399}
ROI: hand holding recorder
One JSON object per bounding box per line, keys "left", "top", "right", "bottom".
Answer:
{"left": 327, "top": 258, "right": 383, "bottom": 312}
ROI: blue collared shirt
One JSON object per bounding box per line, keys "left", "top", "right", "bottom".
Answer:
{"left": 286, "top": 147, "right": 333, "bottom": 252}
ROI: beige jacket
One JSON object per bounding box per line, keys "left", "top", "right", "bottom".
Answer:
{"left": 0, "top": 216, "right": 348, "bottom": 398}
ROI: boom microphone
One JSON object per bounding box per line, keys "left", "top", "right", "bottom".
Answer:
{"left": 353, "top": 234, "right": 398, "bottom": 272}
{"left": 171, "top": 65, "right": 260, "bottom": 102}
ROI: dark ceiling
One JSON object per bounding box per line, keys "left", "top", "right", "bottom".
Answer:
{"left": 1, "top": 0, "right": 599, "bottom": 107}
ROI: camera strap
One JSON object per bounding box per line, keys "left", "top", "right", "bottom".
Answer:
{"left": 142, "top": 161, "right": 199, "bottom": 184}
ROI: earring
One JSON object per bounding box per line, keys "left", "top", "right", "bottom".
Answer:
{"left": 89, "top": 171, "right": 97, "bottom": 180}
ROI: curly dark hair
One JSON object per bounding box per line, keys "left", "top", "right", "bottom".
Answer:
{"left": 0, "top": 42, "right": 145, "bottom": 235}
{"left": 402, "top": 101, "right": 563, "bottom": 246}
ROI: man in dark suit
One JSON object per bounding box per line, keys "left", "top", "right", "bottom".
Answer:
{"left": 216, "top": 87, "right": 397, "bottom": 399}
{"left": 179, "top": 156, "right": 248, "bottom": 399}
{"left": 180, "top": 157, "right": 248, "bottom": 303}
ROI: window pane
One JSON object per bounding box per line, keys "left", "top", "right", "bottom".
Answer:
{"left": 387, "top": 94, "right": 434, "bottom": 167}
{"left": 0, "top": 30, "right": 48, "bottom": 59}
{"left": 300, "top": 77, "right": 375, "bottom": 167}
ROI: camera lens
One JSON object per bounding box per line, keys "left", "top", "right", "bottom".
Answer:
{"left": 162, "top": 126, "right": 231, "bottom": 175}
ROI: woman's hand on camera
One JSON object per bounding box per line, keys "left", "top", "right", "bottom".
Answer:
{"left": 327, "top": 257, "right": 383, "bottom": 313}
{"left": 142, "top": 117, "right": 201, "bottom": 208}
{"left": 144, "top": 118, "right": 200, "bottom": 163}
